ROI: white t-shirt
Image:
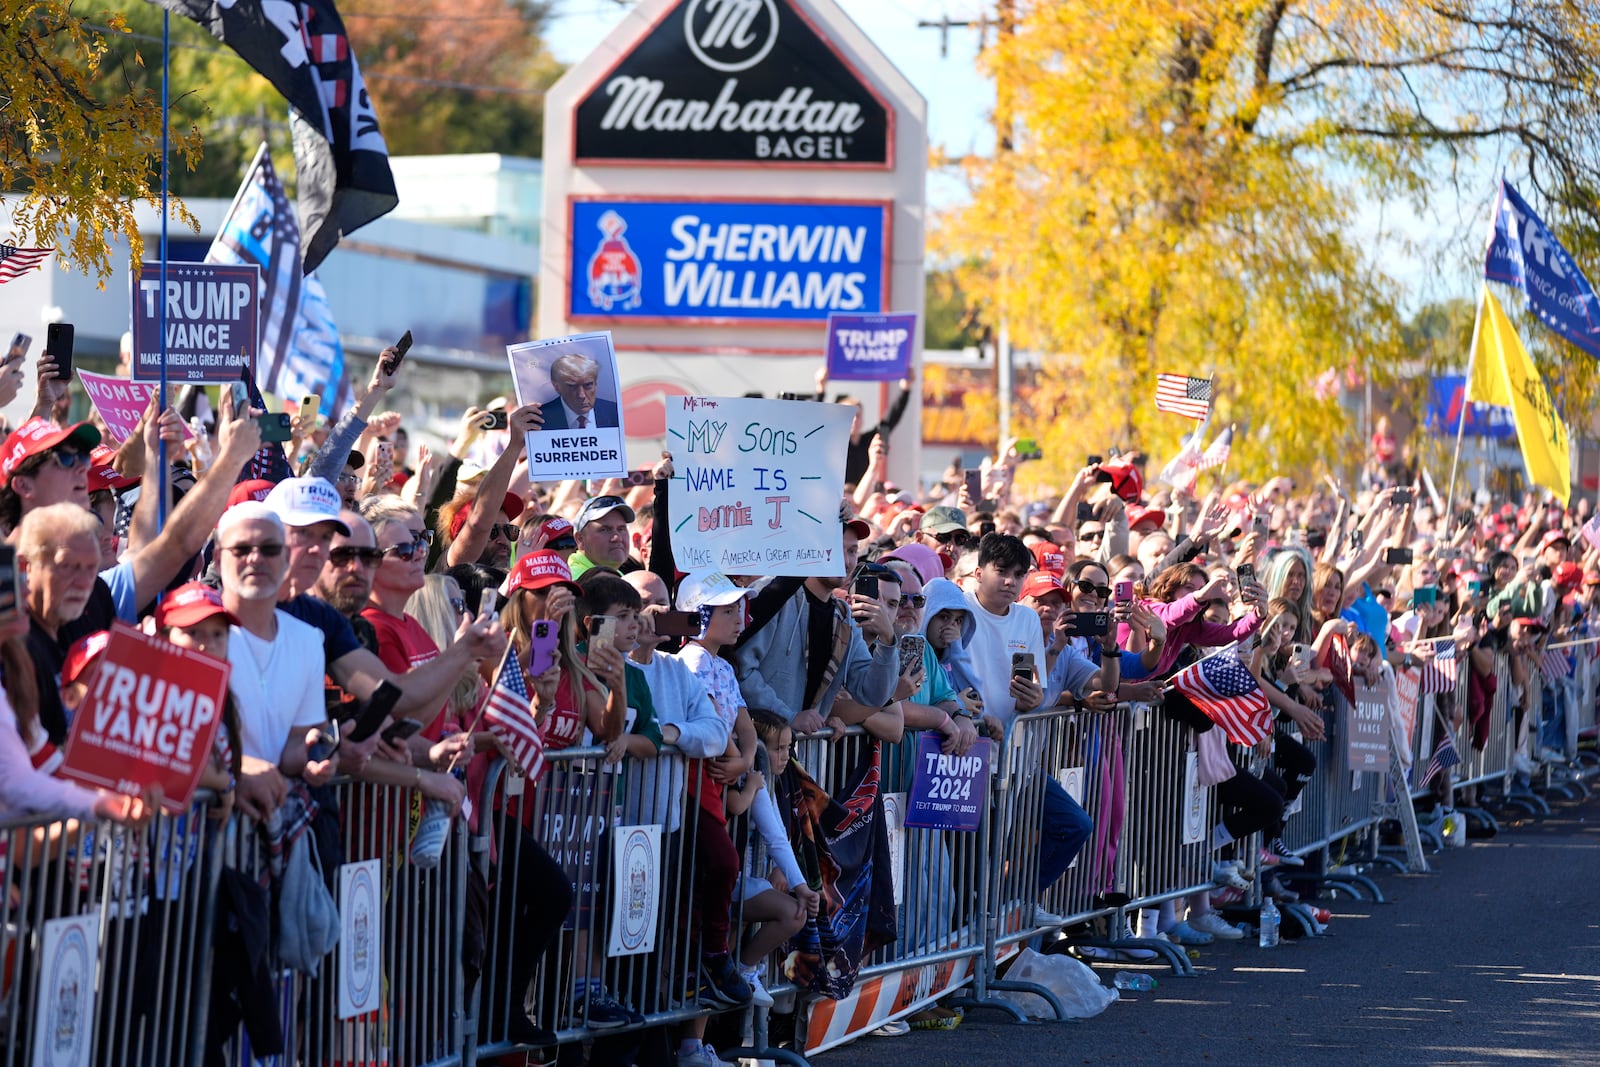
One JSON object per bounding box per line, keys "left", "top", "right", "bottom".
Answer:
{"left": 228, "top": 610, "right": 327, "bottom": 762}
{"left": 678, "top": 643, "right": 743, "bottom": 732}
{"left": 963, "top": 591, "right": 1046, "bottom": 730}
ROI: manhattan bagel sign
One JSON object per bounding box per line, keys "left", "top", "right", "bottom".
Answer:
{"left": 574, "top": 0, "right": 892, "bottom": 166}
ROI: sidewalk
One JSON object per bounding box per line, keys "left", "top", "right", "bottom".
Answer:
{"left": 817, "top": 798, "right": 1600, "bottom": 1066}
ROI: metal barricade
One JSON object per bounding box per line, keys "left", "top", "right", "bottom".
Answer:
{"left": 1454, "top": 654, "right": 1513, "bottom": 793}
{"left": 0, "top": 796, "right": 226, "bottom": 1067}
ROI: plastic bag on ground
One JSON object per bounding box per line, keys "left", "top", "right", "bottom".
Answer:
{"left": 994, "top": 947, "right": 1119, "bottom": 1020}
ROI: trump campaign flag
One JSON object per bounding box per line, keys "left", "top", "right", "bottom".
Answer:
{"left": 1171, "top": 649, "right": 1273, "bottom": 745}
{"left": 1485, "top": 180, "right": 1600, "bottom": 360}
{"left": 148, "top": 0, "right": 397, "bottom": 274}
{"left": 208, "top": 145, "right": 355, "bottom": 418}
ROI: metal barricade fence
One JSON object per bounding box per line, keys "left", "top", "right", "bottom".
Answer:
{"left": 1454, "top": 654, "right": 1513, "bottom": 793}
{"left": 0, "top": 796, "right": 226, "bottom": 1067}
{"left": 1113, "top": 703, "right": 1216, "bottom": 914}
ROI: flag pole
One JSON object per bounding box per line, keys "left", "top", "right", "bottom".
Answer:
{"left": 157, "top": 12, "right": 171, "bottom": 530}
{"left": 1446, "top": 283, "right": 1489, "bottom": 515}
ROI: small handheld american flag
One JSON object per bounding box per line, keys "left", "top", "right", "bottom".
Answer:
{"left": 0, "top": 244, "right": 52, "bottom": 284}
{"left": 1420, "top": 724, "right": 1460, "bottom": 787}
{"left": 482, "top": 646, "right": 546, "bottom": 783}
{"left": 1539, "top": 646, "right": 1570, "bottom": 684}
{"left": 1198, "top": 425, "right": 1233, "bottom": 471}
{"left": 1171, "top": 649, "right": 1273, "bottom": 745}
{"left": 1414, "top": 637, "right": 1458, "bottom": 696}
{"left": 1155, "top": 373, "right": 1213, "bottom": 421}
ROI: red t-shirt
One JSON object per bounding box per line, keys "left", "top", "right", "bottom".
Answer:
{"left": 361, "top": 608, "right": 446, "bottom": 739}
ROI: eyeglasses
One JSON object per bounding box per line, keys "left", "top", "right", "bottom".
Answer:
{"left": 934, "top": 529, "right": 972, "bottom": 546}
{"left": 329, "top": 546, "right": 383, "bottom": 567}
{"left": 336, "top": 472, "right": 360, "bottom": 487}
{"left": 383, "top": 539, "right": 428, "bottom": 561}
{"left": 489, "top": 523, "right": 518, "bottom": 540}
{"left": 48, "top": 448, "right": 88, "bottom": 469}
{"left": 1075, "top": 580, "right": 1113, "bottom": 599}
{"left": 898, "top": 594, "right": 927, "bottom": 609}
{"left": 1079, "top": 529, "right": 1104, "bottom": 540}
{"left": 222, "top": 542, "right": 285, "bottom": 559}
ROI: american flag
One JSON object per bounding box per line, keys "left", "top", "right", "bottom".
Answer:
{"left": 482, "top": 647, "right": 545, "bottom": 783}
{"left": 1171, "top": 649, "right": 1273, "bottom": 745}
{"left": 1539, "top": 646, "right": 1571, "bottom": 684}
{"left": 1420, "top": 726, "right": 1460, "bottom": 787}
{"left": 1414, "top": 637, "right": 1458, "bottom": 696}
{"left": 1198, "top": 425, "right": 1233, "bottom": 471}
{"left": 1155, "top": 374, "right": 1213, "bottom": 421}
{"left": 0, "top": 244, "right": 51, "bottom": 284}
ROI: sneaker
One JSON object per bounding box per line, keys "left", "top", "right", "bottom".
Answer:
{"left": 909, "top": 1006, "right": 963, "bottom": 1031}
{"left": 1159, "top": 920, "right": 1214, "bottom": 946}
{"left": 1267, "top": 838, "right": 1306, "bottom": 867}
{"left": 1212, "top": 861, "right": 1250, "bottom": 891}
{"left": 1189, "top": 912, "right": 1245, "bottom": 940}
{"left": 502, "top": 1013, "right": 556, "bottom": 1049}
{"left": 740, "top": 966, "right": 774, "bottom": 1009}
{"left": 871, "top": 1021, "right": 911, "bottom": 1037}
{"left": 1113, "top": 921, "right": 1159, "bottom": 961}
{"left": 1513, "top": 752, "right": 1536, "bottom": 775}
{"left": 574, "top": 985, "right": 642, "bottom": 1030}
{"left": 699, "top": 953, "right": 754, "bottom": 1007}
{"left": 1539, "top": 747, "right": 1568, "bottom": 765}
{"left": 1033, "top": 906, "right": 1069, "bottom": 928}
{"left": 1210, "top": 886, "right": 1245, "bottom": 907}
{"left": 1264, "top": 874, "right": 1299, "bottom": 903}
{"left": 1258, "top": 848, "right": 1283, "bottom": 868}
{"left": 676, "top": 1041, "right": 733, "bottom": 1067}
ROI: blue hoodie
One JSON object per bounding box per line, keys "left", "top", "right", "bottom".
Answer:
{"left": 921, "top": 579, "right": 981, "bottom": 701}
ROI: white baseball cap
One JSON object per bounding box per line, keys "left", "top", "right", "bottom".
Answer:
{"left": 676, "top": 569, "right": 753, "bottom": 613}
{"left": 263, "top": 477, "right": 350, "bottom": 534}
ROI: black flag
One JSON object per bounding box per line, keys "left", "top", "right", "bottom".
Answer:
{"left": 148, "top": 0, "right": 397, "bottom": 274}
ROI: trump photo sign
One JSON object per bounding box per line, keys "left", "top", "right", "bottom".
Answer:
{"left": 59, "top": 623, "right": 231, "bottom": 813}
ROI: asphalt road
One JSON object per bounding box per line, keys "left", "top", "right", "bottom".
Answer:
{"left": 816, "top": 795, "right": 1600, "bottom": 1066}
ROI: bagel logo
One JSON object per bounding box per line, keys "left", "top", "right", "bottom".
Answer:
{"left": 684, "top": 0, "right": 779, "bottom": 72}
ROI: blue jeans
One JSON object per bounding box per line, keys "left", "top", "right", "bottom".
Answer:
{"left": 1539, "top": 683, "right": 1569, "bottom": 755}
{"left": 1038, "top": 776, "right": 1094, "bottom": 893}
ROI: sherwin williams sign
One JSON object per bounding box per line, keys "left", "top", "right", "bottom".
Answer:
{"left": 569, "top": 198, "right": 887, "bottom": 323}
{"left": 573, "top": 0, "right": 890, "bottom": 165}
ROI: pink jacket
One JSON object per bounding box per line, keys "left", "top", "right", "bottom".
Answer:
{"left": 1121, "top": 593, "right": 1262, "bottom": 678}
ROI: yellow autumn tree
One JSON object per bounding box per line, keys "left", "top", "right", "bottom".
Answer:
{"left": 1, "top": 0, "right": 201, "bottom": 281}
{"left": 946, "top": 1, "right": 1600, "bottom": 490}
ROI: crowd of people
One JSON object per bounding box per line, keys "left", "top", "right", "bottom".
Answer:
{"left": 0, "top": 340, "right": 1593, "bottom": 1067}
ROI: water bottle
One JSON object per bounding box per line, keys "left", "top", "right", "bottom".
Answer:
{"left": 1112, "top": 971, "right": 1156, "bottom": 991}
{"left": 1258, "top": 897, "right": 1280, "bottom": 949}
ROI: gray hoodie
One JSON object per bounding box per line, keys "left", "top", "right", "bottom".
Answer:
{"left": 734, "top": 584, "right": 899, "bottom": 724}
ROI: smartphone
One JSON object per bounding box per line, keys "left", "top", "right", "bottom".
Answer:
{"left": 889, "top": 635, "right": 924, "bottom": 677}
{"left": 1062, "top": 611, "right": 1111, "bottom": 638}
{"left": 1414, "top": 585, "right": 1438, "bottom": 606}
{"left": 1350, "top": 529, "right": 1365, "bottom": 552}
{"left": 653, "top": 610, "right": 703, "bottom": 638}
{"left": 45, "top": 322, "right": 74, "bottom": 379}
{"left": 853, "top": 574, "right": 880, "bottom": 600}
{"left": 1086, "top": 454, "right": 1103, "bottom": 467}
{"left": 1290, "top": 643, "right": 1313, "bottom": 671}
{"left": 6, "top": 333, "right": 30, "bottom": 367}
{"left": 483, "top": 409, "right": 510, "bottom": 431}
{"left": 964, "top": 470, "right": 983, "bottom": 502}
{"left": 383, "top": 330, "right": 412, "bottom": 376}
{"left": 307, "top": 719, "right": 341, "bottom": 763}
{"left": 1015, "top": 437, "right": 1042, "bottom": 461}
{"left": 588, "top": 614, "right": 617, "bottom": 656}
{"left": 624, "top": 469, "right": 654, "bottom": 487}
{"left": 346, "top": 679, "right": 404, "bottom": 742}
{"left": 1383, "top": 546, "right": 1414, "bottom": 565}
{"left": 1010, "top": 652, "right": 1036, "bottom": 682}
{"left": 0, "top": 545, "right": 18, "bottom": 624}
{"left": 529, "top": 619, "right": 560, "bottom": 677}
{"left": 1114, "top": 580, "right": 1134, "bottom": 603}
{"left": 376, "top": 440, "right": 394, "bottom": 463}
{"left": 1467, "top": 578, "right": 1486, "bottom": 597}
{"left": 300, "top": 393, "right": 321, "bottom": 417}
{"left": 256, "top": 412, "right": 294, "bottom": 442}
{"left": 1253, "top": 511, "right": 1270, "bottom": 534}
{"left": 1393, "top": 488, "right": 1413, "bottom": 506}
{"left": 380, "top": 718, "right": 423, "bottom": 745}
{"left": 1076, "top": 502, "right": 1095, "bottom": 523}
{"left": 1235, "top": 562, "right": 1256, "bottom": 585}
{"left": 229, "top": 371, "right": 250, "bottom": 412}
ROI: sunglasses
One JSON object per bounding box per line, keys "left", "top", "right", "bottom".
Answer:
{"left": 1074, "top": 580, "right": 1112, "bottom": 598}
{"left": 934, "top": 529, "right": 972, "bottom": 546}
{"left": 329, "top": 546, "right": 383, "bottom": 567}
{"left": 489, "top": 523, "right": 518, "bottom": 540}
{"left": 48, "top": 448, "right": 89, "bottom": 469}
{"left": 222, "top": 542, "right": 285, "bottom": 559}
{"left": 897, "top": 594, "right": 927, "bottom": 609}
{"left": 546, "top": 537, "right": 577, "bottom": 550}
{"left": 1079, "top": 529, "right": 1105, "bottom": 540}
{"left": 384, "top": 538, "right": 428, "bottom": 561}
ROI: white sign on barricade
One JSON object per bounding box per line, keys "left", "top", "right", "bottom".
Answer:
{"left": 883, "top": 792, "right": 906, "bottom": 906}
{"left": 338, "top": 859, "right": 383, "bottom": 1020}
{"left": 664, "top": 396, "right": 854, "bottom": 576}
{"left": 1181, "top": 752, "right": 1207, "bottom": 845}
{"left": 1058, "top": 766, "right": 1085, "bottom": 868}
{"left": 608, "top": 824, "right": 663, "bottom": 957}
{"left": 33, "top": 913, "right": 99, "bottom": 1067}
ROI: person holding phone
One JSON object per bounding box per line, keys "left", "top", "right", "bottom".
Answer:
{"left": 881, "top": 558, "right": 974, "bottom": 756}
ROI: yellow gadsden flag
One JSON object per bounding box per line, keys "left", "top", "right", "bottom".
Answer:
{"left": 1467, "top": 287, "right": 1571, "bottom": 505}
